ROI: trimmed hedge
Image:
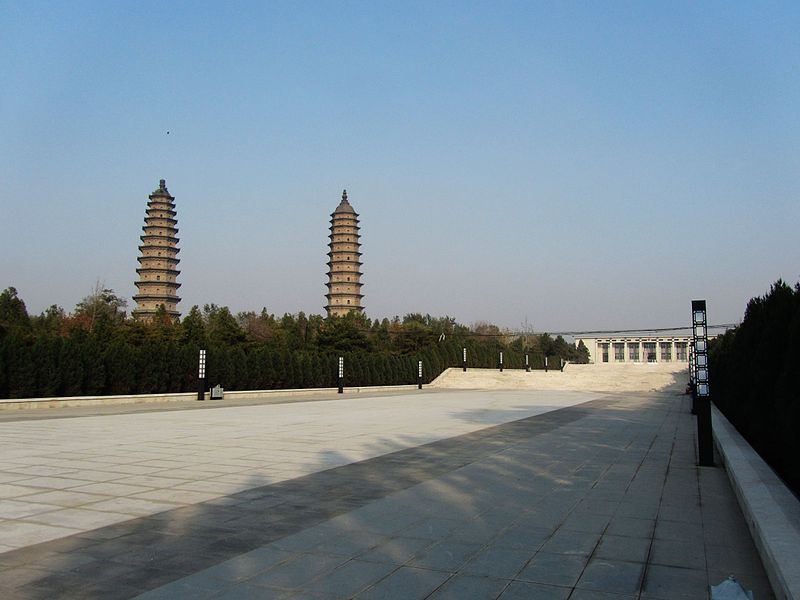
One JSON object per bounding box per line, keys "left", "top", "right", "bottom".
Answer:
{"left": 710, "top": 280, "right": 800, "bottom": 494}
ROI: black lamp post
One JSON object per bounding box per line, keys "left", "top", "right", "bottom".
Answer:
{"left": 544, "top": 355, "right": 548, "bottom": 373}
{"left": 692, "top": 300, "right": 714, "bottom": 466}
{"left": 418, "top": 360, "right": 423, "bottom": 389}
{"left": 462, "top": 347, "right": 467, "bottom": 372}
{"left": 337, "top": 356, "right": 344, "bottom": 394}
{"left": 499, "top": 351, "right": 503, "bottom": 372}
{"left": 525, "top": 354, "right": 530, "bottom": 372}
{"left": 689, "top": 341, "right": 697, "bottom": 414}
{"left": 197, "top": 349, "right": 206, "bottom": 401}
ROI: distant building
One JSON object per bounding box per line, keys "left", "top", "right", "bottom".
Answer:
{"left": 325, "top": 190, "right": 364, "bottom": 317}
{"left": 133, "top": 179, "right": 181, "bottom": 320}
{"left": 577, "top": 334, "right": 692, "bottom": 364}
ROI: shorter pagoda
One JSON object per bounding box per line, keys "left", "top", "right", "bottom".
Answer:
{"left": 133, "top": 179, "right": 181, "bottom": 320}
{"left": 325, "top": 190, "right": 364, "bottom": 317}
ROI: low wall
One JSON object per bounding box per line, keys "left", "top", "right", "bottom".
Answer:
{"left": 0, "top": 383, "right": 426, "bottom": 410}
{"left": 712, "top": 405, "right": 800, "bottom": 600}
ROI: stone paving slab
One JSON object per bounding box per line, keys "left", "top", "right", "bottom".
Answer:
{"left": 0, "top": 390, "right": 596, "bottom": 550}
{"left": 0, "top": 390, "right": 775, "bottom": 599}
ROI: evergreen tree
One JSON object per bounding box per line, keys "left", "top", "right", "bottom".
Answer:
{"left": 575, "top": 340, "right": 590, "bottom": 364}
{"left": 59, "top": 333, "right": 85, "bottom": 396}
{"left": 0, "top": 287, "right": 31, "bottom": 334}
{"left": 33, "top": 336, "right": 61, "bottom": 397}
{"left": 180, "top": 306, "right": 207, "bottom": 347}
{"left": 7, "top": 335, "right": 36, "bottom": 398}
{"left": 104, "top": 339, "right": 135, "bottom": 395}
{"left": 32, "top": 305, "right": 66, "bottom": 336}
{"left": 206, "top": 305, "right": 245, "bottom": 346}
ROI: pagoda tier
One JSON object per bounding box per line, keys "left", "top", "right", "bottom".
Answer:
{"left": 133, "top": 179, "right": 182, "bottom": 320}
{"left": 138, "top": 244, "right": 181, "bottom": 254}
{"left": 136, "top": 267, "right": 181, "bottom": 276}
{"left": 137, "top": 256, "right": 179, "bottom": 267}
{"left": 325, "top": 189, "right": 364, "bottom": 317}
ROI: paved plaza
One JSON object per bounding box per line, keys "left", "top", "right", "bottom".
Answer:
{"left": 0, "top": 388, "right": 773, "bottom": 599}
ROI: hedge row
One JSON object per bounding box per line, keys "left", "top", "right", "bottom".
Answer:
{"left": 710, "top": 280, "right": 800, "bottom": 494}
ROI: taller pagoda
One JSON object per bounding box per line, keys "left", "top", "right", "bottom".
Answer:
{"left": 325, "top": 190, "right": 364, "bottom": 317}
{"left": 133, "top": 179, "right": 181, "bottom": 321}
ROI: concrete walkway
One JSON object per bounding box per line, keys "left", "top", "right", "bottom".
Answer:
{"left": 0, "top": 390, "right": 773, "bottom": 599}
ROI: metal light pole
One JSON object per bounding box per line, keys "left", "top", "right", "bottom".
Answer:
{"left": 544, "top": 355, "right": 548, "bottom": 373}
{"left": 689, "top": 341, "right": 697, "bottom": 414}
{"left": 418, "top": 360, "right": 423, "bottom": 390}
{"left": 525, "top": 354, "right": 530, "bottom": 372}
{"left": 197, "top": 349, "right": 206, "bottom": 401}
{"left": 462, "top": 347, "right": 467, "bottom": 372}
{"left": 560, "top": 358, "right": 565, "bottom": 372}
{"left": 337, "top": 356, "right": 344, "bottom": 394}
{"left": 499, "top": 351, "right": 503, "bottom": 372}
{"left": 692, "top": 300, "right": 714, "bottom": 466}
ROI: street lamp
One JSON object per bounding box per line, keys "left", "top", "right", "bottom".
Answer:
{"left": 418, "top": 360, "right": 423, "bottom": 389}
{"left": 338, "top": 356, "right": 344, "bottom": 394}
{"left": 462, "top": 347, "right": 467, "bottom": 372}
{"left": 525, "top": 354, "right": 530, "bottom": 373}
{"left": 197, "top": 349, "right": 206, "bottom": 401}
{"left": 499, "top": 351, "right": 503, "bottom": 372}
{"left": 692, "top": 300, "right": 713, "bottom": 466}
{"left": 689, "top": 341, "right": 696, "bottom": 414}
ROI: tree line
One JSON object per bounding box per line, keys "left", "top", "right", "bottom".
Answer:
{"left": 0, "top": 287, "right": 589, "bottom": 399}
{"left": 710, "top": 279, "right": 800, "bottom": 495}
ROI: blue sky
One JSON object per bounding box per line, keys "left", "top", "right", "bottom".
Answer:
{"left": 2, "top": 1, "right": 799, "bottom": 330}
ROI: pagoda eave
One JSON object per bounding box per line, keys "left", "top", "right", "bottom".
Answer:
{"left": 138, "top": 256, "right": 179, "bottom": 265}
{"left": 136, "top": 268, "right": 181, "bottom": 276}
{"left": 136, "top": 281, "right": 181, "bottom": 290}
{"left": 142, "top": 225, "right": 179, "bottom": 234}
{"left": 325, "top": 294, "right": 365, "bottom": 300}
{"left": 133, "top": 294, "right": 182, "bottom": 303}
{"left": 145, "top": 205, "right": 176, "bottom": 215}
{"left": 325, "top": 282, "right": 363, "bottom": 289}
{"left": 140, "top": 235, "right": 179, "bottom": 244}
{"left": 138, "top": 245, "right": 181, "bottom": 254}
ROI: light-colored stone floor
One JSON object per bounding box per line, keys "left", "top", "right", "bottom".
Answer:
{"left": 132, "top": 393, "right": 774, "bottom": 600}
{"left": 433, "top": 363, "right": 687, "bottom": 394}
{"left": 0, "top": 390, "right": 600, "bottom": 550}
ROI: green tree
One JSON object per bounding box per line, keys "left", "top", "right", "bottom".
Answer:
{"left": 575, "top": 340, "right": 590, "bottom": 364}
{"left": 318, "top": 314, "right": 371, "bottom": 353}
{"left": 0, "top": 287, "right": 31, "bottom": 333}
{"left": 7, "top": 335, "right": 36, "bottom": 398}
{"left": 33, "top": 337, "right": 61, "bottom": 396}
{"left": 104, "top": 339, "right": 136, "bottom": 395}
{"left": 32, "top": 305, "right": 66, "bottom": 336}
{"left": 711, "top": 279, "right": 800, "bottom": 494}
{"left": 59, "top": 332, "right": 86, "bottom": 396}
{"left": 205, "top": 305, "right": 245, "bottom": 346}
{"left": 180, "top": 306, "right": 207, "bottom": 347}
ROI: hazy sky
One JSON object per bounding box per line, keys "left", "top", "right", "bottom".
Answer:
{"left": 2, "top": 2, "right": 798, "bottom": 331}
